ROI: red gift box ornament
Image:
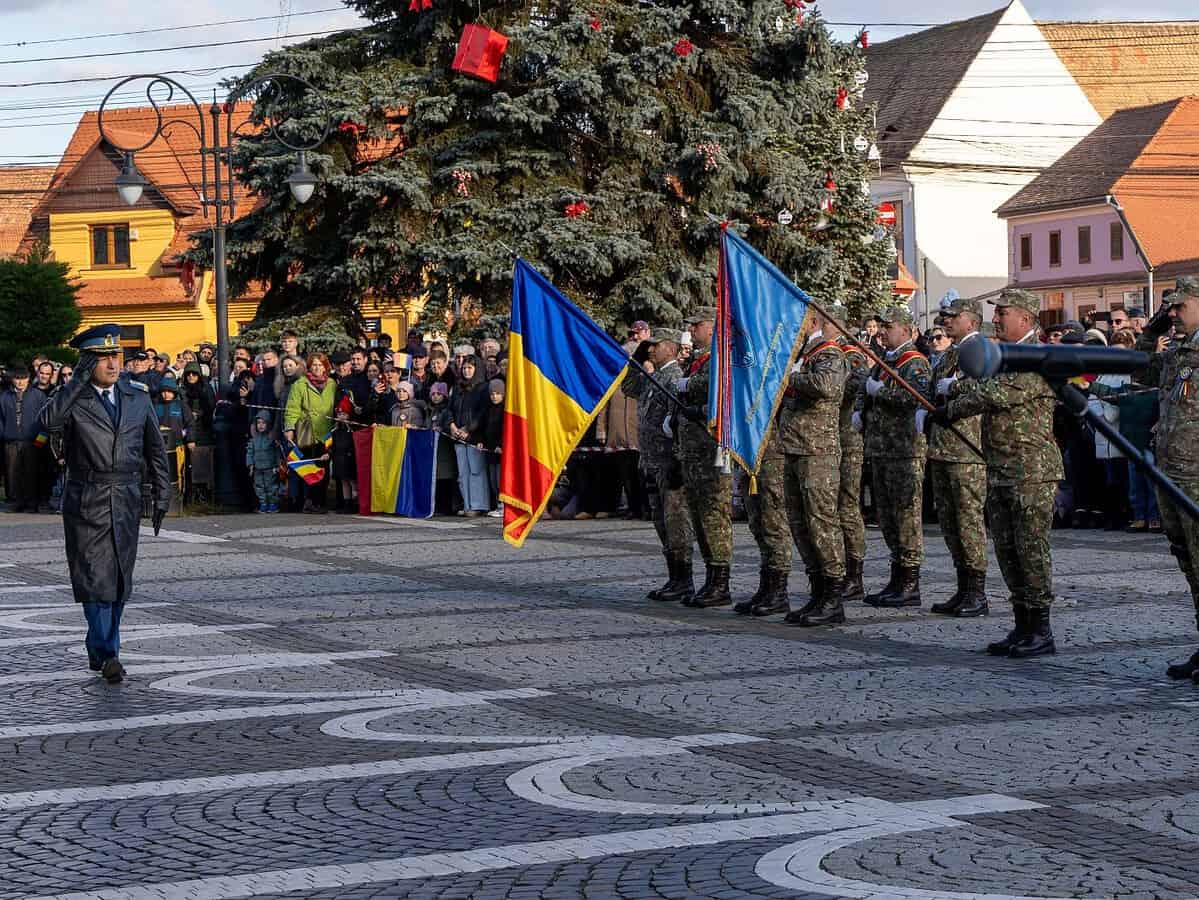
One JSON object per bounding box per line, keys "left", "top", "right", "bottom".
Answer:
{"left": 859, "top": 30, "right": 869, "bottom": 49}
{"left": 565, "top": 200, "right": 591, "bottom": 219}
{"left": 408, "top": 0, "right": 431, "bottom": 11}
{"left": 836, "top": 86, "right": 849, "bottom": 110}
{"left": 452, "top": 24, "right": 509, "bottom": 83}
{"left": 673, "top": 37, "right": 694, "bottom": 57}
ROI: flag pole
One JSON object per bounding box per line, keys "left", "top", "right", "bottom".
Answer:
{"left": 805, "top": 296, "right": 986, "bottom": 462}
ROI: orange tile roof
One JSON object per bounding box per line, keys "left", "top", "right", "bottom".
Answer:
{"left": 1113, "top": 96, "right": 1199, "bottom": 269}
{"left": 0, "top": 166, "right": 54, "bottom": 257}
{"left": 77, "top": 275, "right": 194, "bottom": 308}
{"left": 1041, "top": 22, "right": 1199, "bottom": 117}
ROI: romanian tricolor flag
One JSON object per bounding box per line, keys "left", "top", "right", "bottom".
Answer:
{"left": 33, "top": 430, "right": 49, "bottom": 449}
{"left": 392, "top": 351, "right": 412, "bottom": 371}
{"left": 500, "top": 259, "right": 630, "bottom": 547}
{"left": 368, "top": 426, "right": 437, "bottom": 518}
{"left": 323, "top": 430, "right": 334, "bottom": 453}
{"left": 286, "top": 444, "right": 325, "bottom": 485}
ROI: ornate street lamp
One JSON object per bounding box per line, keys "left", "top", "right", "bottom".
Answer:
{"left": 97, "top": 73, "right": 332, "bottom": 387}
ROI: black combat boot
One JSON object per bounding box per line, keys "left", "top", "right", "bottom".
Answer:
{"left": 656, "top": 555, "right": 695, "bottom": 603}
{"left": 648, "top": 551, "right": 673, "bottom": 601}
{"left": 872, "top": 565, "right": 921, "bottom": 608}
{"left": 751, "top": 569, "right": 790, "bottom": 617}
{"left": 953, "top": 569, "right": 989, "bottom": 618}
{"left": 681, "top": 563, "right": 713, "bottom": 607}
{"left": 784, "top": 571, "right": 823, "bottom": 624}
{"left": 931, "top": 569, "right": 966, "bottom": 616}
{"left": 1009, "top": 606, "right": 1056, "bottom": 658}
{"left": 844, "top": 557, "right": 866, "bottom": 604}
{"left": 735, "top": 568, "right": 770, "bottom": 614}
{"left": 986, "top": 604, "right": 1028, "bottom": 656}
{"left": 1166, "top": 649, "right": 1199, "bottom": 680}
{"left": 690, "top": 565, "right": 732, "bottom": 608}
{"left": 799, "top": 575, "right": 847, "bottom": 627}
{"left": 864, "top": 562, "right": 901, "bottom": 607}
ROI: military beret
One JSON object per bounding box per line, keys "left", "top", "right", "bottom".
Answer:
{"left": 943, "top": 296, "right": 983, "bottom": 318}
{"left": 69, "top": 323, "right": 122, "bottom": 354}
{"left": 1164, "top": 275, "right": 1199, "bottom": 307}
{"left": 646, "top": 327, "right": 684, "bottom": 345}
{"left": 878, "top": 305, "right": 916, "bottom": 326}
{"left": 684, "top": 306, "right": 717, "bottom": 325}
{"left": 991, "top": 288, "right": 1041, "bottom": 314}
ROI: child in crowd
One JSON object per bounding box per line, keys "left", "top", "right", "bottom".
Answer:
{"left": 428, "top": 382, "right": 458, "bottom": 515}
{"left": 245, "top": 411, "right": 283, "bottom": 513}
{"left": 390, "top": 381, "right": 427, "bottom": 428}
{"left": 481, "top": 379, "right": 505, "bottom": 517}
{"left": 330, "top": 409, "right": 358, "bottom": 515}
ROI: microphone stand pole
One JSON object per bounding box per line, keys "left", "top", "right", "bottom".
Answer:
{"left": 1054, "top": 381, "right": 1199, "bottom": 522}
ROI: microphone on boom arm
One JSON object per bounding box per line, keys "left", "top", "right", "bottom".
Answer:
{"left": 957, "top": 339, "right": 1149, "bottom": 380}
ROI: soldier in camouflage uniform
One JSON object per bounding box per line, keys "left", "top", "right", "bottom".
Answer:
{"left": 834, "top": 306, "right": 869, "bottom": 603}
{"left": 734, "top": 425, "right": 791, "bottom": 616}
{"left": 674, "top": 308, "right": 734, "bottom": 608}
{"left": 922, "top": 296, "right": 988, "bottom": 617}
{"left": 621, "top": 328, "right": 694, "bottom": 604}
{"left": 1141, "top": 276, "right": 1199, "bottom": 682}
{"left": 860, "top": 306, "right": 931, "bottom": 608}
{"left": 939, "top": 288, "right": 1063, "bottom": 658}
{"left": 777, "top": 312, "right": 849, "bottom": 626}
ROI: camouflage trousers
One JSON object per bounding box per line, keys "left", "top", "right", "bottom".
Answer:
{"left": 929, "top": 460, "right": 988, "bottom": 572}
{"left": 1156, "top": 478, "right": 1199, "bottom": 628}
{"left": 644, "top": 463, "right": 693, "bottom": 562}
{"left": 872, "top": 457, "right": 925, "bottom": 567}
{"left": 683, "top": 459, "right": 733, "bottom": 566}
{"left": 784, "top": 454, "right": 845, "bottom": 578}
{"left": 987, "top": 481, "right": 1055, "bottom": 608}
{"left": 839, "top": 450, "right": 866, "bottom": 565}
{"left": 745, "top": 451, "right": 791, "bottom": 572}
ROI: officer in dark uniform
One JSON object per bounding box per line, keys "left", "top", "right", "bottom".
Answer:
{"left": 41, "top": 324, "right": 171, "bottom": 684}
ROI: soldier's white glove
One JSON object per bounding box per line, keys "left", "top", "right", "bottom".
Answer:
{"left": 790, "top": 361, "right": 803, "bottom": 374}
{"left": 914, "top": 408, "right": 928, "bottom": 434}
{"left": 936, "top": 375, "right": 957, "bottom": 397}
{"left": 865, "top": 377, "right": 884, "bottom": 397}
{"left": 676, "top": 377, "right": 690, "bottom": 391}
{"left": 851, "top": 411, "right": 863, "bottom": 432}
{"left": 662, "top": 418, "right": 673, "bottom": 438}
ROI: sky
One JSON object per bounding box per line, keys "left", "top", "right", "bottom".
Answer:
{"left": 1, "top": 0, "right": 1198, "bottom": 166}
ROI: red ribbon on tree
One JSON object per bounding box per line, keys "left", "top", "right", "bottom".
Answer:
{"left": 408, "top": 0, "right": 431, "bottom": 11}
{"left": 589, "top": 17, "right": 601, "bottom": 31}
{"left": 836, "top": 86, "right": 849, "bottom": 110}
{"left": 673, "top": 38, "right": 694, "bottom": 57}
{"left": 565, "top": 200, "right": 591, "bottom": 218}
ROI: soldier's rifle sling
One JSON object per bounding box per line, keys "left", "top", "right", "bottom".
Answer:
{"left": 806, "top": 297, "right": 987, "bottom": 463}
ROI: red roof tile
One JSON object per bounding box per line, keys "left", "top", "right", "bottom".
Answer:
{"left": 77, "top": 275, "right": 194, "bottom": 308}
{"left": 0, "top": 166, "right": 54, "bottom": 257}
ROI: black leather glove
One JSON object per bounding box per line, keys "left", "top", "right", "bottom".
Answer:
{"left": 680, "top": 405, "right": 705, "bottom": 423}
{"left": 931, "top": 406, "right": 952, "bottom": 430}
{"left": 152, "top": 499, "right": 170, "bottom": 536}
{"left": 73, "top": 351, "right": 99, "bottom": 384}
{"left": 631, "top": 341, "right": 653, "bottom": 365}
{"left": 1144, "top": 306, "right": 1173, "bottom": 339}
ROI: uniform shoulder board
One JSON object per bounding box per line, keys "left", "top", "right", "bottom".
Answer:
{"left": 127, "top": 379, "right": 149, "bottom": 392}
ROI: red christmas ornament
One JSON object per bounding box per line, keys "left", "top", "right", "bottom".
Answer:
{"left": 565, "top": 200, "right": 591, "bottom": 219}
{"left": 859, "top": 31, "right": 869, "bottom": 49}
{"left": 589, "top": 17, "right": 601, "bottom": 31}
{"left": 836, "top": 86, "right": 849, "bottom": 110}
{"left": 673, "top": 38, "right": 694, "bottom": 57}
{"left": 408, "top": 0, "right": 431, "bottom": 11}
{"left": 452, "top": 24, "right": 509, "bottom": 83}
{"left": 825, "top": 172, "right": 837, "bottom": 192}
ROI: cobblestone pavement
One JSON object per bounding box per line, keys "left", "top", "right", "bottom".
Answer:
{"left": 1, "top": 510, "right": 1197, "bottom": 899}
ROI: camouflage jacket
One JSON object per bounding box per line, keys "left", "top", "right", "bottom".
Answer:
{"left": 838, "top": 340, "right": 868, "bottom": 457}
{"left": 945, "top": 333, "right": 1062, "bottom": 486}
{"left": 677, "top": 351, "right": 715, "bottom": 462}
{"left": 860, "top": 341, "right": 930, "bottom": 459}
{"left": 621, "top": 358, "right": 682, "bottom": 468}
{"left": 927, "top": 334, "right": 984, "bottom": 465}
{"left": 777, "top": 334, "right": 846, "bottom": 457}
{"left": 1154, "top": 328, "right": 1199, "bottom": 478}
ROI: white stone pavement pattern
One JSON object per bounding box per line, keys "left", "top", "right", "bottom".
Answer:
{"left": 0, "top": 511, "right": 1196, "bottom": 899}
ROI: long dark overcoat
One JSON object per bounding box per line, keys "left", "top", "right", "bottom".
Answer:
{"left": 42, "top": 374, "right": 171, "bottom": 604}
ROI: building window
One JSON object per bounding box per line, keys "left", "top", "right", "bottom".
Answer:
{"left": 1019, "top": 234, "right": 1032, "bottom": 270}
{"left": 1078, "top": 226, "right": 1091, "bottom": 264}
{"left": 118, "top": 325, "right": 145, "bottom": 362}
{"left": 90, "top": 224, "right": 130, "bottom": 269}
{"left": 1110, "top": 222, "right": 1124, "bottom": 261}
{"left": 1049, "top": 231, "right": 1061, "bottom": 267}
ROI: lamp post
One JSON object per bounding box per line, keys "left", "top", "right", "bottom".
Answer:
{"left": 97, "top": 73, "right": 331, "bottom": 386}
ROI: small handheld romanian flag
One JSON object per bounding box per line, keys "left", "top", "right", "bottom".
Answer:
{"left": 392, "top": 351, "right": 412, "bottom": 371}
{"left": 33, "top": 430, "right": 49, "bottom": 449}
{"left": 500, "top": 260, "right": 630, "bottom": 547}
{"left": 323, "top": 431, "right": 334, "bottom": 453}
{"left": 286, "top": 444, "right": 325, "bottom": 485}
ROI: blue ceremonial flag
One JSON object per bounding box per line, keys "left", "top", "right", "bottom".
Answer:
{"left": 709, "top": 227, "right": 813, "bottom": 475}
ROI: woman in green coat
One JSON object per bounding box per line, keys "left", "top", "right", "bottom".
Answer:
{"left": 283, "top": 352, "right": 337, "bottom": 512}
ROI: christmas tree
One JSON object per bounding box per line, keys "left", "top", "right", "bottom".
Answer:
{"left": 215, "top": 0, "right": 892, "bottom": 331}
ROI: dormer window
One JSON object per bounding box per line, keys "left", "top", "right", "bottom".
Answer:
{"left": 90, "top": 224, "right": 130, "bottom": 269}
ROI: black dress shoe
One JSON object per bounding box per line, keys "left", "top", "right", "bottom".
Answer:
{"left": 101, "top": 657, "right": 125, "bottom": 684}
{"left": 1008, "top": 607, "right": 1056, "bottom": 658}
{"left": 1166, "top": 649, "right": 1199, "bottom": 680}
